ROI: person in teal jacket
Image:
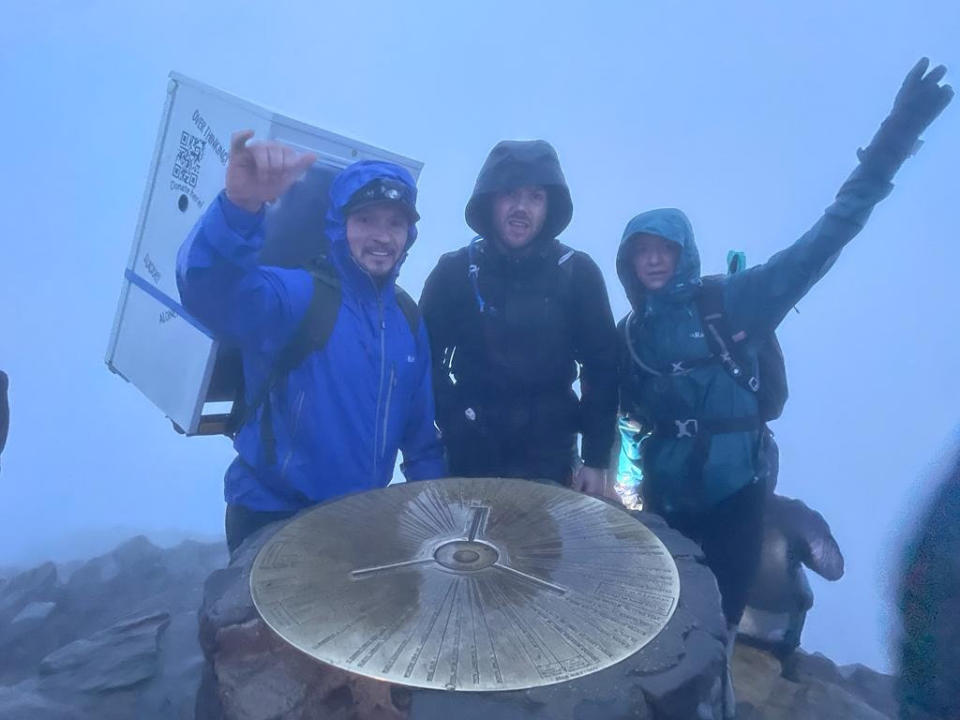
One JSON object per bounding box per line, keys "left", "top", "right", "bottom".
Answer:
{"left": 615, "top": 59, "right": 951, "bottom": 716}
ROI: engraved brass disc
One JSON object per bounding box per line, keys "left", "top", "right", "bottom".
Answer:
{"left": 251, "top": 477, "right": 680, "bottom": 691}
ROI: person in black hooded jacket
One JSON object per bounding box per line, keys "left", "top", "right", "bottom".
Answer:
{"left": 420, "top": 140, "right": 618, "bottom": 491}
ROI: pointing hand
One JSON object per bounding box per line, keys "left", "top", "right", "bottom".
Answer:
{"left": 225, "top": 130, "right": 317, "bottom": 213}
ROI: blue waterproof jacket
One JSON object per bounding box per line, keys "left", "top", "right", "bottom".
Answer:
{"left": 617, "top": 161, "right": 894, "bottom": 512}
{"left": 177, "top": 161, "right": 445, "bottom": 511}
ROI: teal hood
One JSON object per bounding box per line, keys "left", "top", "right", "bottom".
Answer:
{"left": 616, "top": 208, "right": 701, "bottom": 312}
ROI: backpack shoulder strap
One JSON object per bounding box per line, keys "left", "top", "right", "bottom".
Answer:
{"left": 394, "top": 285, "right": 420, "bottom": 336}
{"left": 623, "top": 310, "right": 664, "bottom": 377}
{"left": 694, "top": 275, "right": 760, "bottom": 394}
{"left": 695, "top": 274, "right": 726, "bottom": 321}
{"left": 554, "top": 243, "right": 577, "bottom": 316}
{"left": 278, "top": 260, "right": 342, "bottom": 377}
{"left": 237, "top": 259, "right": 342, "bottom": 459}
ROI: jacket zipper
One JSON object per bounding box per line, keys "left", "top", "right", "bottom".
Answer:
{"left": 381, "top": 367, "right": 395, "bottom": 457}
{"left": 280, "top": 389, "right": 306, "bottom": 480}
{"left": 373, "top": 285, "right": 386, "bottom": 479}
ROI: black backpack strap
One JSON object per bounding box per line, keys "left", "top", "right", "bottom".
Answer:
{"left": 394, "top": 285, "right": 420, "bottom": 336}
{"left": 556, "top": 244, "right": 576, "bottom": 307}
{"left": 695, "top": 276, "right": 760, "bottom": 395}
{"left": 240, "top": 260, "right": 342, "bottom": 463}
{"left": 241, "top": 265, "right": 421, "bottom": 465}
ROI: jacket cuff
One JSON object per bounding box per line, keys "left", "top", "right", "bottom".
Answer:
{"left": 217, "top": 190, "right": 266, "bottom": 236}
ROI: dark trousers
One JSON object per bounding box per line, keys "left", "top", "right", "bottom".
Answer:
{"left": 225, "top": 504, "right": 298, "bottom": 554}
{"left": 650, "top": 480, "right": 767, "bottom": 625}
{"left": 447, "top": 432, "right": 577, "bottom": 486}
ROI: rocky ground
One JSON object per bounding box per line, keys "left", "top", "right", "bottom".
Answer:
{"left": 0, "top": 536, "right": 227, "bottom": 719}
{"left": 0, "top": 531, "right": 900, "bottom": 719}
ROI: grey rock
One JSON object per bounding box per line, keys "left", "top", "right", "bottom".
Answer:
{"left": 838, "top": 663, "right": 898, "bottom": 718}
{"left": 0, "top": 684, "right": 85, "bottom": 720}
{"left": 12, "top": 601, "right": 56, "bottom": 624}
{"left": 0, "top": 562, "right": 58, "bottom": 622}
{"left": 38, "top": 611, "right": 171, "bottom": 693}
{"left": 0, "top": 535, "right": 227, "bottom": 719}
{"left": 197, "top": 524, "right": 273, "bottom": 658}
{"left": 135, "top": 608, "right": 213, "bottom": 720}
{"left": 0, "top": 534, "right": 226, "bottom": 685}
{"left": 733, "top": 644, "right": 890, "bottom": 720}
{"left": 782, "top": 648, "right": 843, "bottom": 686}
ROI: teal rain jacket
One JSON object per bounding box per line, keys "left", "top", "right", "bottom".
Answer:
{"left": 616, "top": 161, "right": 894, "bottom": 512}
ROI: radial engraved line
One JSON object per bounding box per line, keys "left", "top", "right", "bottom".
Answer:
{"left": 554, "top": 603, "right": 630, "bottom": 653}
{"left": 426, "top": 579, "right": 459, "bottom": 682}
{"left": 354, "top": 600, "right": 420, "bottom": 668}
{"left": 496, "top": 579, "right": 586, "bottom": 669}
{"left": 467, "top": 506, "right": 490, "bottom": 541}
{"left": 523, "top": 596, "right": 604, "bottom": 661}
{"left": 311, "top": 594, "right": 395, "bottom": 649}
{"left": 403, "top": 578, "right": 458, "bottom": 679}
{"left": 471, "top": 580, "right": 503, "bottom": 684}
{"left": 381, "top": 589, "right": 443, "bottom": 675}
{"left": 420, "top": 486, "right": 457, "bottom": 534}
{"left": 406, "top": 495, "right": 449, "bottom": 537}
{"left": 466, "top": 577, "right": 480, "bottom": 685}
{"left": 397, "top": 512, "right": 447, "bottom": 542}
{"left": 492, "top": 563, "right": 567, "bottom": 595}
{"left": 486, "top": 577, "right": 564, "bottom": 675}
{"left": 446, "top": 583, "right": 464, "bottom": 689}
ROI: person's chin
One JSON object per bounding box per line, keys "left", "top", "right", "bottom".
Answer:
{"left": 502, "top": 232, "right": 533, "bottom": 249}
{"left": 363, "top": 260, "right": 394, "bottom": 277}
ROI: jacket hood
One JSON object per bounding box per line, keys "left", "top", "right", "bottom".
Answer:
{"left": 616, "top": 208, "right": 701, "bottom": 311}
{"left": 326, "top": 160, "right": 419, "bottom": 248}
{"left": 465, "top": 140, "right": 573, "bottom": 242}
{"left": 324, "top": 160, "right": 419, "bottom": 283}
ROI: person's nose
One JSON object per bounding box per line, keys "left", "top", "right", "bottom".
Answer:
{"left": 369, "top": 220, "right": 391, "bottom": 243}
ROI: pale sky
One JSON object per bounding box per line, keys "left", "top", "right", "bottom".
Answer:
{"left": 1, "top": 1, "right": 958, "bottom": 673}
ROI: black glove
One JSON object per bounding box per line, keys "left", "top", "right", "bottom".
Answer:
{"left": 859, "top": 58, "right": 954, "bottom": 180}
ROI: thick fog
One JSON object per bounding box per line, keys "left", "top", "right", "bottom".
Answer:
{"left": 1, "top": 1, "right": 957, "bottom": 674}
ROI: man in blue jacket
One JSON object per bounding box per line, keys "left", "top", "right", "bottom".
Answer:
{"left": 177, "top": 131, "right": 445, "bottom": 552}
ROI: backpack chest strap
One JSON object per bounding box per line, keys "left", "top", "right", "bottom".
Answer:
{"left": 651, "top": 415, "right": 764, "bottom": 440}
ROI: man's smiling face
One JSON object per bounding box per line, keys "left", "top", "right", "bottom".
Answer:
{"left": 345, "top": 203, "right": 410, "bottom": 278}
{"left": 491, "top": 185, "right": 548, "bottom": 250}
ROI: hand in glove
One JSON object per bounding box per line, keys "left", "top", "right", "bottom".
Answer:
{"left": 859, "top": 58, "right": 954, "bottom": 179}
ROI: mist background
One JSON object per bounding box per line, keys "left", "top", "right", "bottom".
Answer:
{"left": 2, "top": 1, "right": 958, "bottom": 673}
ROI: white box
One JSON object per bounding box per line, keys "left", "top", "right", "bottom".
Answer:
{"left": 106, "top": 72, "right": 423, "bottom": 435}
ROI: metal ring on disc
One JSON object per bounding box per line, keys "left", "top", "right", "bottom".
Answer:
{"left": 251, "top": 477, "right": 679, "bottom": 692}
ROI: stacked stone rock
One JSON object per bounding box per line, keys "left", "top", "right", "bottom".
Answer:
{"left": 197, "top": 513, "right": 730, "bottom": 720}
{"left": 0, "top": 536, "right": 226, "bottom": 719}
{"left": 0, "top": 523, "right": 902, "bottom": 719}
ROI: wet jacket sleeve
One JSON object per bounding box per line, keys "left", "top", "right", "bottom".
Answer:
{"left": 176, "top": 192, "right": 312, "bottom": 354}
{"left": 725, "top": 161, "right": 894, "bottom": 333}
{"left": 571, "top": 254, "right": 619, "bottom": 468}
{"left": 418, "top": 256, "right": 457, "bottom": 434}
{"left": 400, "top": 322, "right": 447, "bottom": 481}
